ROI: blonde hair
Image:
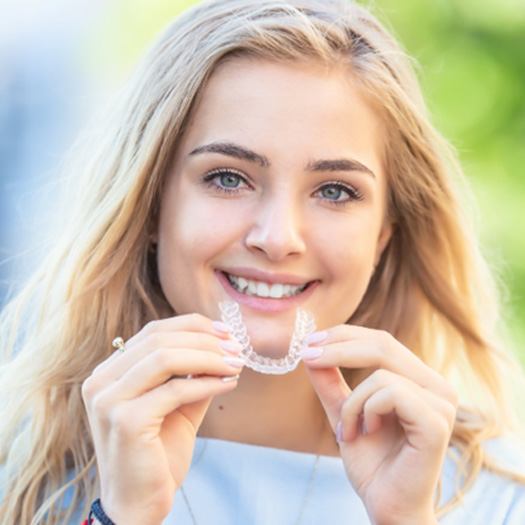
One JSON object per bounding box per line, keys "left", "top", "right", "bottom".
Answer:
{"left": 1, "top": 0, "right": 524, "bottom": 523}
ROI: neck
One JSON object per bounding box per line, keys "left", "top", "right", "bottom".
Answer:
{"left": 198, "top": 363, "right": 340, "bottom": 457}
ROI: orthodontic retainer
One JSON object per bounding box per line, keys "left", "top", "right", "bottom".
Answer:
{"left": 219, "top": 300, "right": 316, "bottom": 375}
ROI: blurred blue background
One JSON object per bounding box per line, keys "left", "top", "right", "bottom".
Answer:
{"left": 1, "top": 0, "right": 523, "bottom": 363}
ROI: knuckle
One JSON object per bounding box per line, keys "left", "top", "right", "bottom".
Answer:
{"left": 144, "top": 331, "right": 164, "bottom": 350}
{"left": 370, "top": 368, "right": 390, "bottom": 384}
{"left": 433, "top": 417, "right": 452, "bottom": 443}
{"left": 81, "top": 376, "right": 97, "bottom": 402}
{"left": 387, "top": 382, "right": 404, "bottom": 399}
{"left": 91, "top": 392, "right": 112, "bottom": 417}
{"left": 109, "top": 405, "right": 134, "bottom": 435}
{"left": 378, "top": 329, "right": 393, "bottom": 347}
{"left": 431, "top": 371, "right": 459, "bottom": 408}
{"left": 423, "top": 413, "right": 452, "bottom": 448}
{"left": 143, "top": 319, "right": 162, "bottom": 336}
{"left": 442, "top": 399, "right": 458, "bottom": 428}
{"left": 152, "top": 347, "right": 173, "bottom": 369}
{"left": 185, "top": 312, "right": 206, "bottom": 325}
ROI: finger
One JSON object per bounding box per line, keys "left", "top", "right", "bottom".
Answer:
{"left": 339, "top": 369, "right": 454, "bottom": 449}
{"left": 93, "top": 349, "right": 125, "bottom": 374}
{"left": 95, "top": 313, "right": 233, "bottom": 373}
{"left": 94, "top": 331, "right": 243, "bottom": 382}
{"left": 304, "top": 364, "right": 351, "bottom": 433}
{"left": 106, "top": 348, "right": 245, "bottom": 400}
{"left": 302, "top": 326, "right": 457, "bottom": 405}
{"left": 120, "top": 374, "right": 240, "bottom": 429}
{"left": 129, "top": 313, "right": 232, "bottom": 348}
{"left": 363, "top": 387, "right": 452, "bottom": 453}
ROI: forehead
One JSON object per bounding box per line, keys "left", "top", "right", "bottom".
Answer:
{"left": 176, "top": 57, "right": 385, "bottom": 180}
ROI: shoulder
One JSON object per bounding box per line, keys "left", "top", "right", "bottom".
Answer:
{"left": 439, "top": 436, "right": 525, "bottom": 525}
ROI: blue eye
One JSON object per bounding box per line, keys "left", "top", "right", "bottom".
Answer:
{"left": 217, "top": 172, "right": 242, "bottom": 188}
{"left": 202, "top": 169, "right": 364, "bottom": 207}
{"left": 202, "top": 169, "right": 248, "bottom": 194}
{"left": 316, "top": 182, "right": 364, "bottom": 206}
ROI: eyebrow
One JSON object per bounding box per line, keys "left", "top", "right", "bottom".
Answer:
{"left": 188, "top": 141, "right": 376, "bottom": 179}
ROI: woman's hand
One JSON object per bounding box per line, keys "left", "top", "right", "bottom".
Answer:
{"left": 301, "top": 325, "right": 458, "bottom": 525}
{"left": 81, "top": 313, "right": 245, "bottom": 525}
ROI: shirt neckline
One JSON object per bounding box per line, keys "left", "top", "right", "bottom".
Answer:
{"left": 195, "top": 436, "right": 342, "bottom": 461}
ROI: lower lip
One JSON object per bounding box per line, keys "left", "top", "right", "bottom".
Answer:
{"left": 215, "top": 271, "right": 319, "bottom": 313}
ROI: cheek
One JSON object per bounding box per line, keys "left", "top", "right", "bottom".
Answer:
{"left": 312, "top": 224, "right": 378, "bottom": 327}
{"left": 317, "top": 217, "right": 378, "bottom": 274}
{"left": 158, "top": 191, "right": 245, "bottom": 269}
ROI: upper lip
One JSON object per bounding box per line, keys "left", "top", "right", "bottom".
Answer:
{"left": 219, "top": 267, "right": 317, "bottom": 286}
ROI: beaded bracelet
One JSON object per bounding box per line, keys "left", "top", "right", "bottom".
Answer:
{"left": 86, "top": 498, "right": 116, "bottom": 525}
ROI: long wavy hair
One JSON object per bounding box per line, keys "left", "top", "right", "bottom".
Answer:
{"left": 1, "top": 1, "right": 524, "bottom": 523}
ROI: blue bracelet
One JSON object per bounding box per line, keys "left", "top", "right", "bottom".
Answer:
{"left": 89, "top": 498, "right": 116, "bottom": 525}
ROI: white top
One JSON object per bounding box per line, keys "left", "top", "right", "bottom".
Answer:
{"left": 4, "top": 436, "right": 523, "bottom": 523}
{"left": 160, "top": 437, "right": 525, "bottom": 524}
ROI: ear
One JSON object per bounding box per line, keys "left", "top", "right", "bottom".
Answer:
{"left": 373, "top": 220, "right": 394, "bottom": 267}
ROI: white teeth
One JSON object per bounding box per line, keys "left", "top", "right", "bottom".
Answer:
{"left": 269, "top": 283, "right": 284, "bottom": 298}
{"left": 226, "top": 273, "right": 308, "bottom": 299}
{"left": 247, "top": 281, "right": 258, "bottom": 295}
{"left": 256, "top": 282, "right": 270, "bottom": 297}
{"left": 237, "top": 277, "right": 248, "bottom": 290}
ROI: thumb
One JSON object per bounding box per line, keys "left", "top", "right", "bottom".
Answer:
{"left": 304, "top": 364, "right": 351, "bottom": 432}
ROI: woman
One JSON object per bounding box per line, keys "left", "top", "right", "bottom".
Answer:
{"left": 1, "top": 1, "right": 524, "bottom": 524}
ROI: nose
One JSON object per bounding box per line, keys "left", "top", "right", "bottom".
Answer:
{"left": 245, "top": 194, "right": 306, "bottom": 261}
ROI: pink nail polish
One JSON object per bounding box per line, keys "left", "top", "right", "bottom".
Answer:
{"left": 212, "top": 320, "right": 230, "bottom": 333}
{"left": 336, "top": 421, "right": 344, "bottom": 443}
{"left": 299, "top": 347, "right": 324, "bottom": 360}
{"left": 304, "top": 331, "right": 328, "bottom": 345}
{"left": 219, "top": 340, "right": 243, "bottom": 354}
{"left": 221, "top": 374, "right": 240, "bottom": 383}
{"left": 223, "top": 356, "right": 245, "bottom": 368}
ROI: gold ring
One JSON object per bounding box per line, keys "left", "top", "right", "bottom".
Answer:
{"left": 112, "top": 336, "right": 126, "bottom": 353}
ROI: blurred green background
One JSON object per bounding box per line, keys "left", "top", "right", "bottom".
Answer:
{"left": 375, "top": 0, "right": 525, "bottom": 367}
{"left": 88, "top": 0, "right": 524, "bottom": 363}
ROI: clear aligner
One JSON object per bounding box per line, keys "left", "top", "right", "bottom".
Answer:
{"left": 218, "top": 300, "right": 316, "bottom": 375}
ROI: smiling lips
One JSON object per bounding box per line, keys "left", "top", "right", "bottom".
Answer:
{"left": 219, "top": 266, "right": 317, "bottom": 298}
{"left": 216, "top": 268, "right": 318, "bottom": 312}
{"left": 225, "top": 273, "right": 309, "bottom": 298}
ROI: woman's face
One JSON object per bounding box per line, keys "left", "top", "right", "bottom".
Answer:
{"left": 156, "top": 58, "right": 392, "bottom": 357}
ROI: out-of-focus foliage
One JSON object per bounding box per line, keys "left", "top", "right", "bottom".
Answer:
{"left": 88, "top": 0, "right": 525, "bottom": 362}
{"left": 372, "top": 0, "right": 525, "bottom": 363}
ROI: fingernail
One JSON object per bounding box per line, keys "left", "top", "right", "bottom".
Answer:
{"left": 223, "top": 356, "right": 245, "bottom": 368}
{"left": 219, "top": 340, "right": 243, "bottom": 354}
{"left": 304, "top": 331, "right": 328, "bottom": 345}
{"left": 212, "top": 320, "right": 231, "bottom": 333}
{"left": 221, "top": 374, "right": 240, "bottom": 383}
{"left": 299, "top": 347, "right": 324, "bottom": 360}
{"left": 336, "top": 421, "right": 344, "bottom": 443}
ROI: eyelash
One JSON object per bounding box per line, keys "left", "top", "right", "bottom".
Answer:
{"left": 202, "top": 168, "right": 364, "bottom": 207}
